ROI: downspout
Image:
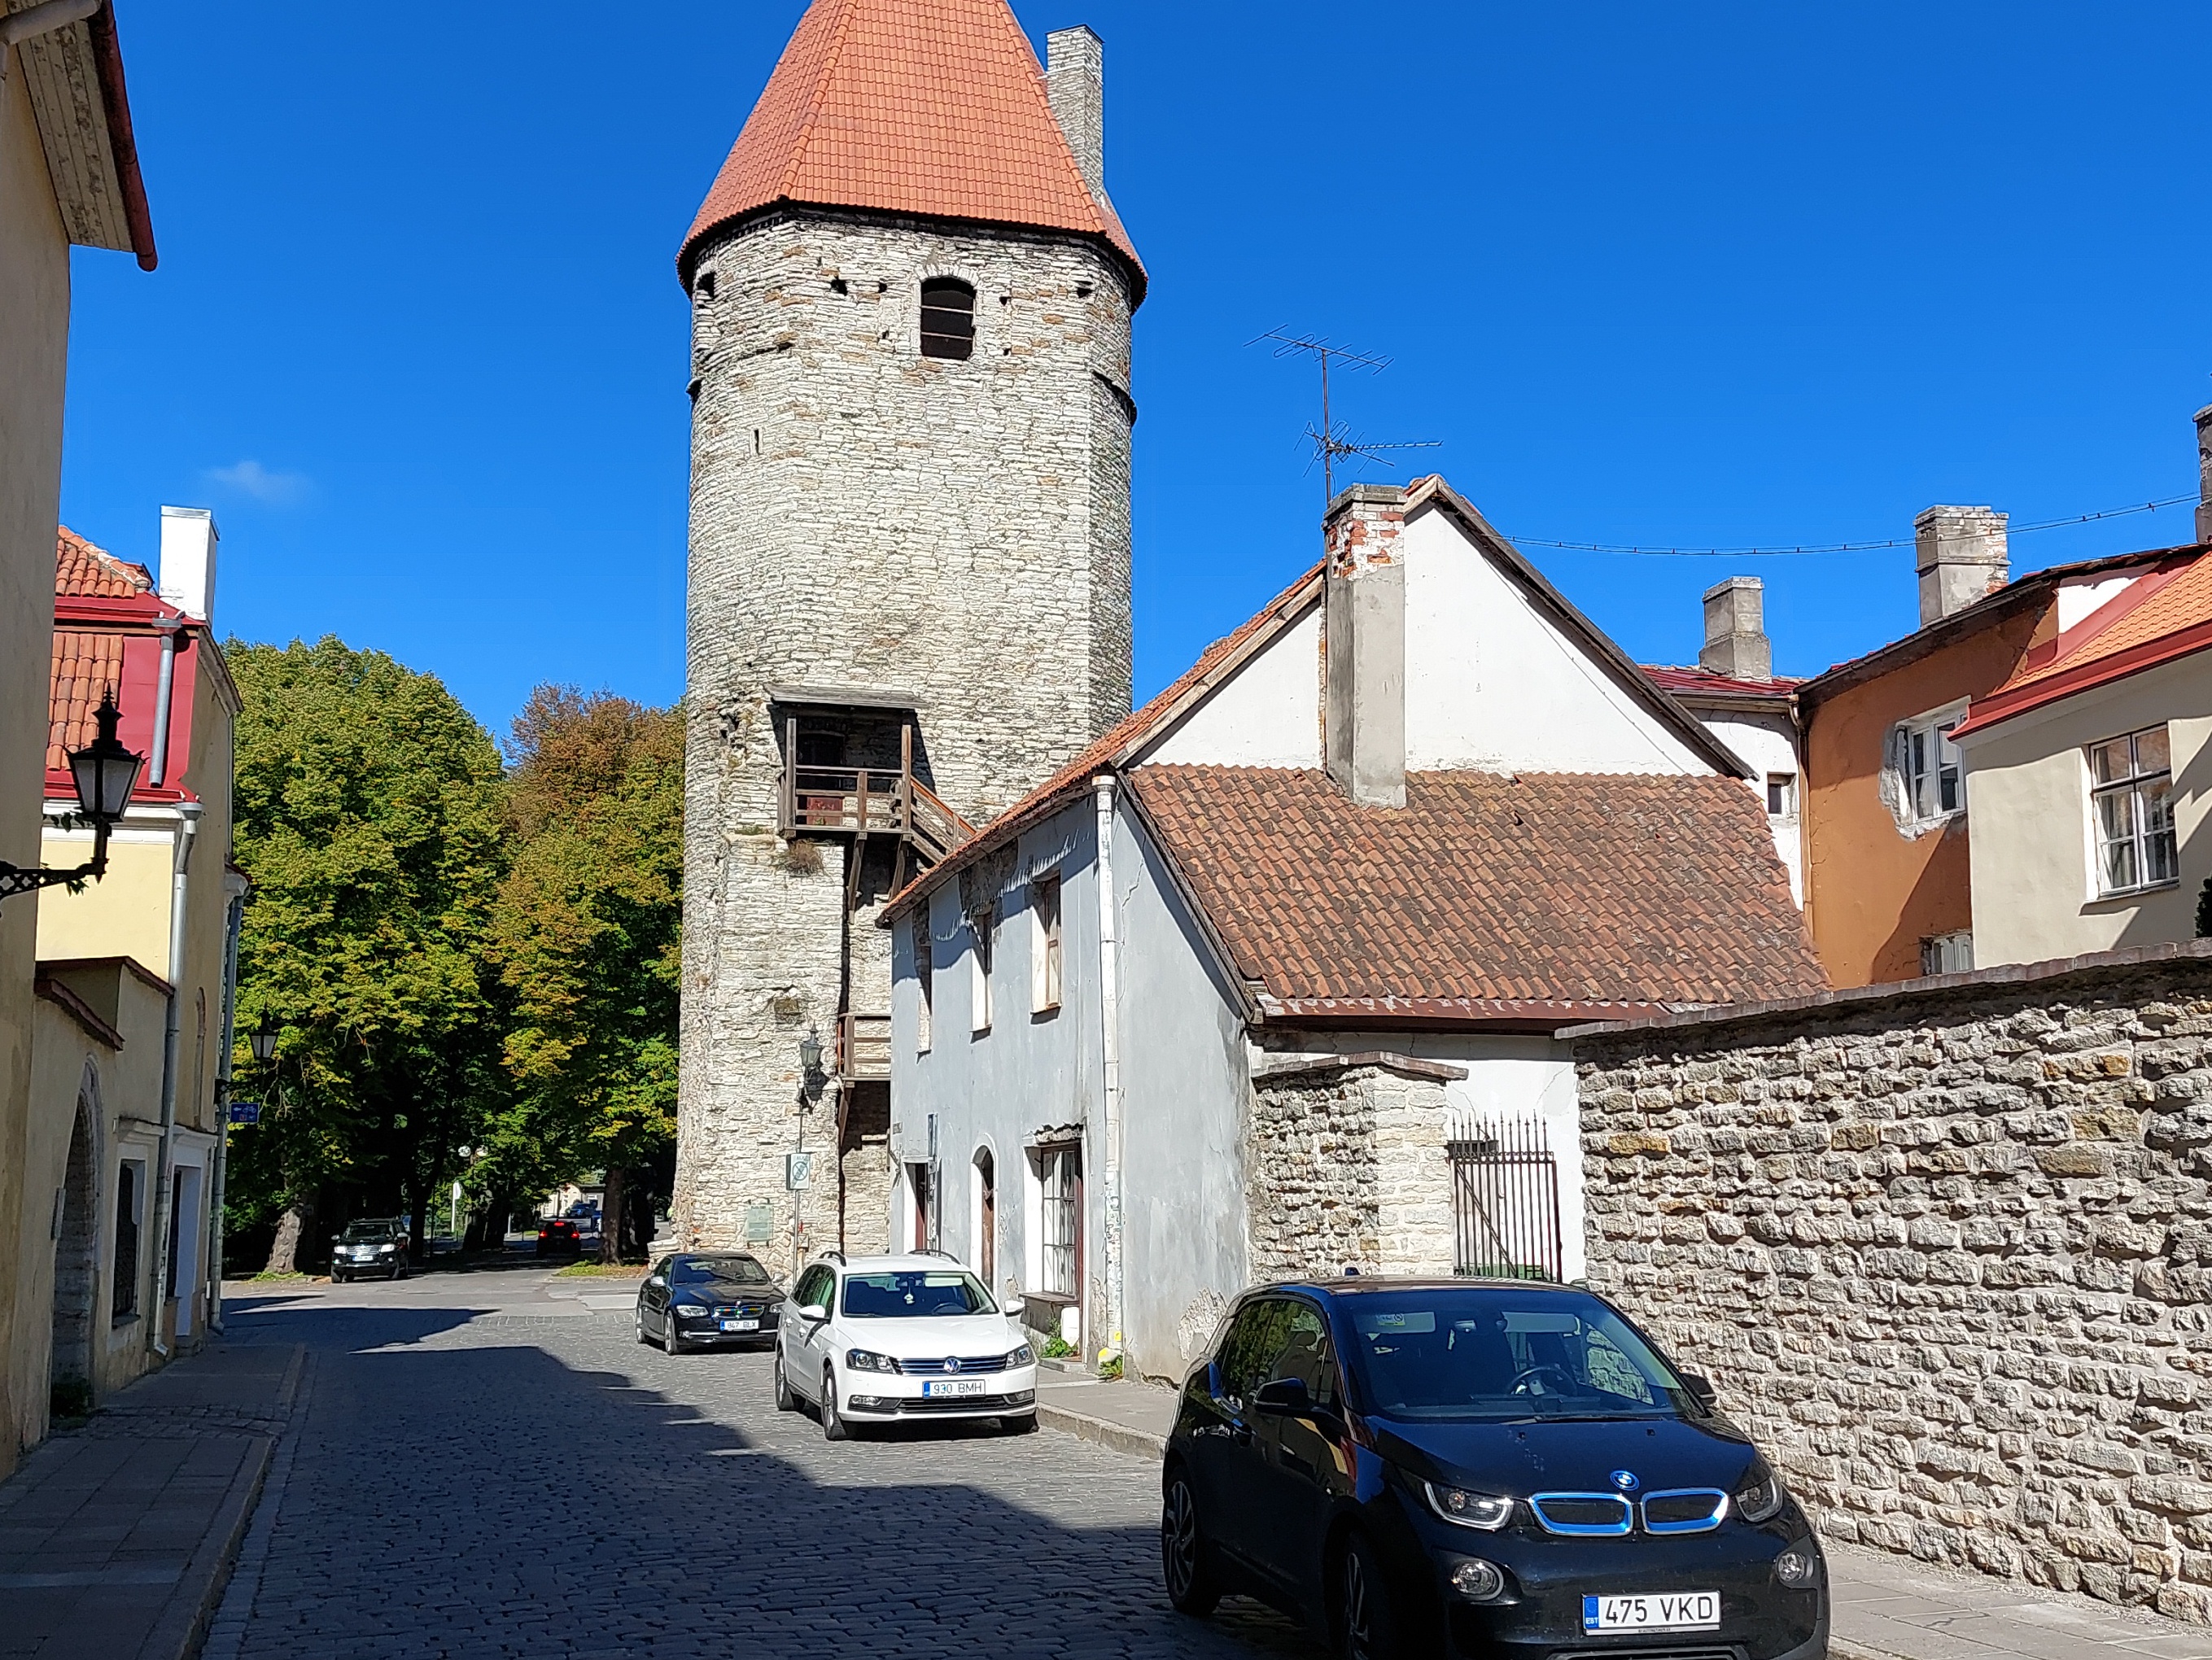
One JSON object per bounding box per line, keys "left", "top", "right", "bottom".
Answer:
{"left": 146, "top": 801, "right": 202, "bottom": 1359}
{"left": 1092, "top": 775, "right": 1124, "bottom": 1365}
{"left": 147, "top": 618, "right": 180, "bottom": 787}
{"left": 208, "top": 884, "right": 244, "bottom": 1334}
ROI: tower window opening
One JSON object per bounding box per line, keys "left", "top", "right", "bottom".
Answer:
{"left": 695, "top": 271, "right": 716, "bottom": 299}
{"left": 1076, "top": 281, "right": 1094, "bottom": 298}
{"left": 831, "top": 277, "right": 849, "bottom": 294}
{"left": 920, "top": 278, "right": 976, "bottom": 361}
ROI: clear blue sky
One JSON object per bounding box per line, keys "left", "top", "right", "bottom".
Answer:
{"left": 59, "top": 2, "right": 2212, "bottom": 736}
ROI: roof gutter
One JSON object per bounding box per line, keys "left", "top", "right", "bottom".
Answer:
{"left": 85, "top": 1, "right": 155, "bottom": 270}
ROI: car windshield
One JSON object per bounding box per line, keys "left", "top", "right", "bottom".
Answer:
{"left": 672, "top": 1256, "right": 771, "bottom": 1286}
{"left": 1343, "top": 1288, "right": 1694, "bottom": 1422}
{"left": 841, "top": 1270, "right": 996, "bottom": 1317}
{"left": 340, "top": 1225, "right": 394, "bottom": 1242}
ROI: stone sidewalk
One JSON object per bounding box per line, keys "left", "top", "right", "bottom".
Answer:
{"left": 0, "top": 1342, "right": 300, "bottom": 1660}
{"left": 1036, "top": 1376, "right": 2212, "bottom": 1660}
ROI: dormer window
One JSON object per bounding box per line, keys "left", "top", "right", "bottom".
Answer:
{"left": 920, "top": 278, "right": 975, "bottom": 360}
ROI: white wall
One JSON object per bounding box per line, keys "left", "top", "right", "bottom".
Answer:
{"left": 1959, "top": 652, "right": 2212, "bottom": 967}
{"left": 1141, "top": 601, "right": 1322, "bottom": 768}
{"left": 1401, "top": 508, "right": 1711, "bottom": 776}
{"left": 1694, "top": 710, "right": 1803, "bottom": 905}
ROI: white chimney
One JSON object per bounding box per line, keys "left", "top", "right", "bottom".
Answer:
{"left": 1699, "top": 575, "right": 1771, "bottom": 681}
{"left": 1914, "top": 505, "right": 2007, "bottom": 627}
{"left": 1046, "top": 26, "right": 1105, "bottom": 201}
{"left": 1322, "top": 483, "right": 1407, "bottom": 809}
{"left": 158, "top": 505, "right": 219, "bottom": 623}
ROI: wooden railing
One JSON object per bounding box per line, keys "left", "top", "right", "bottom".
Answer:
{"left": 906, "top": 776, "right": 972, "bottom": 863}
{"left": 776, "top": 720, "right": 976, "bottom": 867}
{"left": 838, "top": 1012, "right": 893, "bottom": 1081}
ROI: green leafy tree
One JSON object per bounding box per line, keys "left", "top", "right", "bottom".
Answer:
{"left": 487, "top": 688, "right": 682, "bottom": 1262}
{"left": 225, "top": 638, "right": 509, "bottom": 1271}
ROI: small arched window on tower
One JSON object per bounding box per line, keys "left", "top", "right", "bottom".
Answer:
{"left": 919, "top": 278, "right": 976, "bottom": 361}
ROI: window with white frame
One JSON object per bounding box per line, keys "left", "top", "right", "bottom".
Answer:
{"left": 916, "top": 932, "right": 933, "bottom": 1055}
{"left": 1038, "top": 1143, "right": 1081, "bottom": 1299}
{"left": 2090, "top": 725, "right": 2177, "bottom": 896}
{"left": 1893, "top": 705, "right": 1965, "bottom": 826}
{"left": 1765, "top": 773, "right": 1796, "bottom": 817}
{"left": 1921, "top": 931, "right": 1974, "bottom": 976}
{"left": 969, "top": 907, "right": 994, "bottom": 1034}
{"left": 1029, "top": 874, "right": 1062, "bottom": 1016}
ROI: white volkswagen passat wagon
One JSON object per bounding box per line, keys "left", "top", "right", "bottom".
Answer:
{"left": 773, "top": 1252, "right": 1038, "bottom": 1439}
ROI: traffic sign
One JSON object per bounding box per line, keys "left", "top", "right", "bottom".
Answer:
{"left": 227, "top": 1101, "right": 262, "bottom": 1125}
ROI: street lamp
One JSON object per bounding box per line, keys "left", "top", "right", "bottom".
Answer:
{"left": 249, "top": 1014, "right": 278, "bottom": 1065}
{"left": 0, "top": 691, "right": 143, "bottom": 905}
{"left": 797, "top": 1026, "right": 824, "bottom": 1083}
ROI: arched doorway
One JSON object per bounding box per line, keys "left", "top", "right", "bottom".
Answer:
{"left": 50, "top": 1089, "right": 98, "bottom": 1404}
{"left": 973, "top": 1147, "right": 996, "bottom": 1291}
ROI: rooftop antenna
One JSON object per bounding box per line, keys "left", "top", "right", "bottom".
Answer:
{"left": 1250, "top": 329, "right": 1440, "bottom": 502}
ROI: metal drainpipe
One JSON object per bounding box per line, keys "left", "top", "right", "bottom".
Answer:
{"left": 1092, "top": 775, "right": 1124, "bottom": 1364}
{"left": 207, "top": 887, "right": 244, "bottom": 1334}
{"left": 146, "top": 801, "right": 202, "bottom": 1359}
{"left": 147, "top": 618, "right": 180, "bottom": 787}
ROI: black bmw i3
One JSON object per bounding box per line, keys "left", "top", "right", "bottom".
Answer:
{"left": 1161, "top": 1278, "right": 1828, "bottom": 1660}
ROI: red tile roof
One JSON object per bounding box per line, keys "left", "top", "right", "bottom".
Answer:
{"left": 47, "top": 630, "right": 126, "bottom": 771}
{"left": 678, "top": 0, "right": 1142, "bottom": 289}
{"left": 1953, "top": 547, "right": 2212, "bottom": 736}
{"left": 1642, "top": 664, "right": 1799, "bottom": 701}
{"left": 1129, "top": 767, "right": 1825, "bottom": 1012}
{"left": 55, "top": 526, "right": 151, "bottom": 598}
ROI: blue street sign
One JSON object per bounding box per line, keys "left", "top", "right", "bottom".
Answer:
{"left": 227, "top": 1101, "right": 262, "bottom": 1125}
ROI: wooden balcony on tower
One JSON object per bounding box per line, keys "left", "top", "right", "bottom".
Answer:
{"left": 837, "top": 1012, "right": 892, "bottom": 1082}
{"left": 774, "top": 711, "right": 974, "bottom": 867}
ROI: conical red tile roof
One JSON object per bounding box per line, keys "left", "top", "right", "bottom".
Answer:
{"left": 677, "top": 0, "right": 1142, "bottom": 294}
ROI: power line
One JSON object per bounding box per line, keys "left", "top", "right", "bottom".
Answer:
{"left": 1510, "top": 492, "right": 2201, "bottom": 558}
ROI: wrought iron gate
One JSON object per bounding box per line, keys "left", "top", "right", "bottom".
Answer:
{"left": 1448, "top": 1115, "right": 1564, "bottom": 1282}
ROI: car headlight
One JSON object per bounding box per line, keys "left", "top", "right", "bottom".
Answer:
{"left": 675, "top": 1304, "right": 710, "bottom": 1321}
{"left": 846, "top": 1348, "right": 899, "bottom": 1374}
{"left": 1774, "top": 1543, "right": 1821, "bottom": 1588}
{"left": 1734, "top": 1464, "right": 1787, "bottom": 1524}
{"left": 1449, "top": 1558, "right": 1506, "bottom": 1601}
{"left": 1425, "top": 1483, "right": 1515, "bottom": 1531}
{"left": 377, "top": 1244, "right": 397, "bottom": 1254}
{"left": 1005, "top": 1343, "right": 1035, "bottom": 1367}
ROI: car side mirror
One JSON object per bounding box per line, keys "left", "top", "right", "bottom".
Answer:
{"left": 1678, "top": 1372, "right": 1718, "bottom": 1410}
{"left": 646, "top": 1275, "right": 665, "bottom": 1288}
{"left": 798, "top": 1303, "right": 828, "bottom": 1322}
{"left": 1252, "top": 1377, "right": 1311, "bottom": 1418}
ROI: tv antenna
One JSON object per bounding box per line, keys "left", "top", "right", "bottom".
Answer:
{"left": 1250, "top": 329, "right": 1440, "bottom": 501}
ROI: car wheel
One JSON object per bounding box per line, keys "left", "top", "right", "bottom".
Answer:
{"left": 774, "top": 1350, "right": 797, "bottom": 1412}
{"left": 1161, "top": 1466, "right": 1221, "bottom": 1616}
{"left": 332, "top": 1272, "right": 348, "bottom": 1285}
{"left": 636, "top": 1311, "right": 650, "bottom": 1346}
{"left": 1336, "top": 1530, "right": 1401, "bottom": 1660}
{"left": 1003, "top": 1411, "right": 1038, "bottom": 1435}
{"left": 663, "top": 1313, "right": 684, "bottom": 1356}
{"left": 820, "top": 1366, "right": 848, "bottom": 1441}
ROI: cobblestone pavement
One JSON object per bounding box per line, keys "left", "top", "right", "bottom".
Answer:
{"left": 205, "top": 1265, "right": 1322, "bottom": 1659}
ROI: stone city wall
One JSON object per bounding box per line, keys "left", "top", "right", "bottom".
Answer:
{"left": 1573, "top": 944, "right": 2212, "bottom": 1621}
{"left": 1248, "top": 1054, "right": 1463, "bottom": 1282}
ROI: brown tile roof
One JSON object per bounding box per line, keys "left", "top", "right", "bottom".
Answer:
{"left": 1128, "top": 767, "right": 1825, "bottom": 1011}
{"left": 55, "top": 526, "right": 151, "bottom": 597}
{"left": 47, "top": 631, "right": 125, "bottom": 771}
{"left": 678, "top": 0, "right": 1142, "bottom": 288}
{"left": 1642, "top": 664, "right": 1800, "bottom": 700}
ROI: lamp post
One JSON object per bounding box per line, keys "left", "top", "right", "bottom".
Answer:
{"left": 0, "top": 692, "right": 142, "bottom": 904}
{"left": 792, "top": 1026, "right": 824, "bottom": 1266}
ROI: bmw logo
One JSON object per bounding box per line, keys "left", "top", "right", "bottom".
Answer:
{"left": 1611, "top": 1470, "right": 1641, "bottom": 1493}
{"left": 944, "top": 1357, "right": 962, "bottom": 1374}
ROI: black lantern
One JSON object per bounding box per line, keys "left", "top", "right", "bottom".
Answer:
{"left": 0, "top": 688, "right": 144, "bottom": 905}
{"left": 250, "top": 1014, "right": 278, "bottom": 1065}
{"left": 797, "top": 1026, "right": 824, "bottom": 1080}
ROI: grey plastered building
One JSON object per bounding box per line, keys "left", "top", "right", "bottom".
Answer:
{"left": 671, "top": 0, "right": 1144, "bottom": 1269}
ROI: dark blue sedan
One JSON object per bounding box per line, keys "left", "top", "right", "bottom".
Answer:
{"left": 1161, "top": 1278, "right": 1828, "bottom": 1660}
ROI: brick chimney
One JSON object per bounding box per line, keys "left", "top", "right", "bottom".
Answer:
{"left": 1323, "top": 484, "right": 1406, "bottom": 809}
{"left": 1698, "top": 575, "right": 1771, "bottom": 682}
{"left": 1914, "top": 505, "right": 2008, "bottom": 627}
{"left": 1046, "top": 27, "right": 1105, "bottom": 201}
{"left": 157, "top": 505, "right": 218, "bottom": 623}
{"left": 2195, "top": 404, "right": 2212, "bottom": 545}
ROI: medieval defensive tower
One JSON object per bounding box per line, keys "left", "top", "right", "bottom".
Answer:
{"left": 674, "top": 0, "right": 1143, "bottom": 1269}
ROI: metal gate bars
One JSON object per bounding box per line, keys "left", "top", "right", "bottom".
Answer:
{"left": 1447, "top": 1114, "right": 1563, "bottom": 1282}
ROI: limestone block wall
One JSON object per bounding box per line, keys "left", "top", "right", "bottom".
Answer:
{"left": 1248, "top": 1055, "right": 1463, "bottom": 1282}
{"left": 1573, "top": 945, "right": 2212, "bottom": 1621}
{"left": 676, "top": 205, "right": 1137, "bottom": 1262}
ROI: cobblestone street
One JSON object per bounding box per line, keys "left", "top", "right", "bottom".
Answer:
{"left": 200, "top": 1266, "right": 1319, "bottom": 1659}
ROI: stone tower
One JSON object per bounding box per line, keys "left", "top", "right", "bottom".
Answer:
{"left": 673, "top": 0, "right": 1143, "bottom": 1270}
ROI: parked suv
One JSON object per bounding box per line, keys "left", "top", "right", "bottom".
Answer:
{"left": 773, "top": 1252, "right": 1038, "bottom": 1439}
{"left": 1162, "top": 1278, "right": 1828, "bottom": 1660}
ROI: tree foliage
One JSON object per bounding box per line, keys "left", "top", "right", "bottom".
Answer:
{"left": 484, "top": 688, "right": 684, "bottom": 1259}
{"left": 225, "top": 637, "right": 509, "bottom": 1268}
